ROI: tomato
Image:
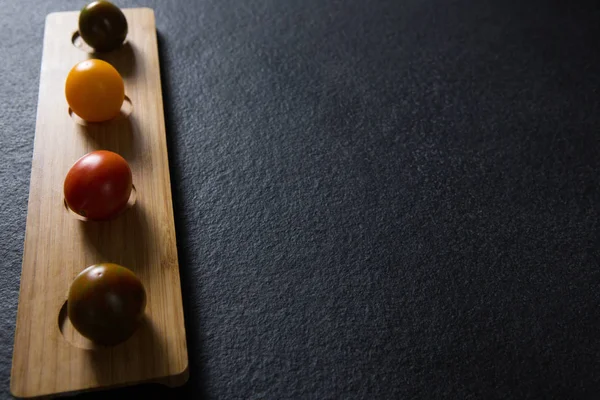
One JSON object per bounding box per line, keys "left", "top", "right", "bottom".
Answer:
{"left": 68, "top": 263, "right": 146, "bottom": 345}
{"left": 65, "top": 59, "right": 124, "bottom": 123}
{"left": 64, "top": 150, "right": 132, "bottom": 221}
{"left": 79, "top": 1, "right": 128, "bottom": 52}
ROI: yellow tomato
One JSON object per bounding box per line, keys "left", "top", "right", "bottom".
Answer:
{"left": 65, "top": 59, "right": 124, "bottom": 122}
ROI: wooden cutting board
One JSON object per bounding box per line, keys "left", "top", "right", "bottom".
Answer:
{"left": 10, "top": 8, "right": 188, "bottom": 398}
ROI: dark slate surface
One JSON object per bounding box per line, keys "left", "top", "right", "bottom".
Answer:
{"left": 1, "top": 0, "right": 599, "bottom": 398}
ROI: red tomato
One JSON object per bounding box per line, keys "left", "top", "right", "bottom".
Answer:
{"left": 64, "top": 150, "right": 133, "bottom": 221}
{"left": 68, "top": 263, "right": 146, "bottom": 345}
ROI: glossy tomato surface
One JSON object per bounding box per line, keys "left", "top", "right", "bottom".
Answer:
{"left": 65, "top": 59, "right": 124, "bottom": 122}
{"left": 64, "top": 150, "right": 132, "bottom": 221}
{"left": 79, "top": 1, "right": 128, "bottom": 52}
{"left": 68, "top": 263, "right": 146, "bottom": 345}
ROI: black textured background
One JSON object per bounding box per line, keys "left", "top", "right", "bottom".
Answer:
{"left": 1, "top": 0, "right": 599, "bottom": 399}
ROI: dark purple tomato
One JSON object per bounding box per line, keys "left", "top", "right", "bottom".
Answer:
{"left": 68, "top": 263, "right": 146, "bottom": 345}
{"left": 79, "top": 1, "right": 128, "bottom": 52}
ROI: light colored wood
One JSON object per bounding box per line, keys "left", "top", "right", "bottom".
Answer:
{"left": 10, "top": 8, "right": 188, "bottom": 398}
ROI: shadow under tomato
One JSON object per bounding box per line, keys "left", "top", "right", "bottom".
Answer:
{"left": 71, "top": 320, "right": 188, "bottom": 399}
{"left": 74, "top": 114, "right": 137, "bottom": 162}
{"left": 79, "top": 202, "right": 153, "bottom": 277}
{"left": 92, "top": 41, "right": 137, "bottom": 78}
{"left": 85, "top": 315, "right": 166, "bottom": 387}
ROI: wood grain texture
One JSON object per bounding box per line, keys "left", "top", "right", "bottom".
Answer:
{"left": 10, "top": 8, "right": 188, "bottom": 398}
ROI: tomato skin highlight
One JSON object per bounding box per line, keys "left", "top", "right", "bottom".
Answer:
{"left": 64, "top": 150, "right": 132, "bottom": 221}
{"left": 65, "top": 59, "right": 124, "bottom": 122}
{"left": 68, "top": 263, "right": 146, "bottom": 345}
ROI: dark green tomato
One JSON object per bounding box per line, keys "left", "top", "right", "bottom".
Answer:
{"left": 79, "top": 1, "right": 128, "bottom": 52}
{"left": 68, "top": 263, "right": 146, "bottom": 346}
